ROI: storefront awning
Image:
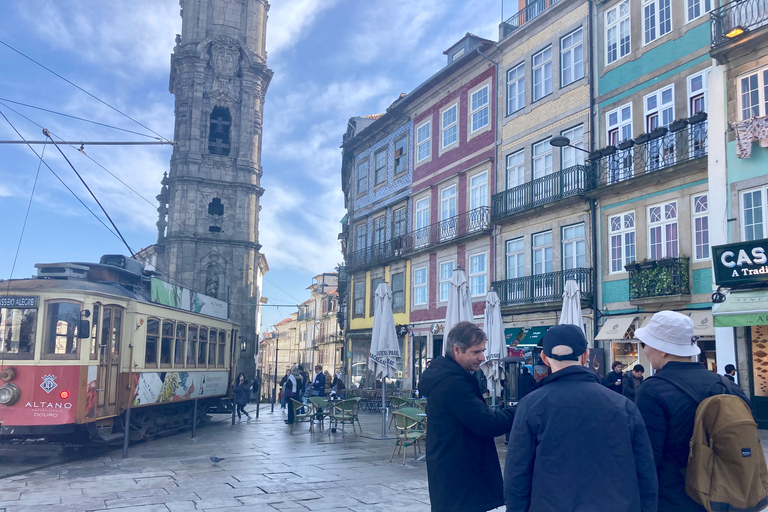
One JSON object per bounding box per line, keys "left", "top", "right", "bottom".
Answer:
{"left": 688, "top": 310, "right": 715, "bottom": 336}
{"left": 595, "top": 315, "right": 637, "bottom": 341}
{"left": 517, "top": 326, "right": 549, "bottom": 347}
{"left": 504, "top": 327, "right": 523, "bottom": 345}
{"left": 713, "top": 290, "right": 768, "bottom": 327}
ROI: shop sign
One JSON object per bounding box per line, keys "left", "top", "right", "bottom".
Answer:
{"left": 713, "top": 240, "right": 768, "bottom": 286}
{"left": 0, "top": 296, "right": 37, "bottom": 308}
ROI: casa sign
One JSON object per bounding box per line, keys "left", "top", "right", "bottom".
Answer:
{"left": 713, "top": 240, "right": 768, "bottom": 286}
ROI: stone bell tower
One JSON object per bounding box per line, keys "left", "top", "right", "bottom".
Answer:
{"left": 154, "top": 0, "right": 273, "bottom": 378}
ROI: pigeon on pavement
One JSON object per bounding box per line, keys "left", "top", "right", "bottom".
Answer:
{"left": 210, "top": 456, "right": 225, "bottom": 464}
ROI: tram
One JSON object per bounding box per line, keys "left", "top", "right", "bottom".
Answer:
{"left": 0, "top": 255, "right": 240, "bottom": 443}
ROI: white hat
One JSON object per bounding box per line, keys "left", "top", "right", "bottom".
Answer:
{"left": 635, "top": 311, "right": 700, "bottom": 357}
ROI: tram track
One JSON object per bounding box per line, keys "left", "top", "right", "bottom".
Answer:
{"left": 0, "top": 442, "right": 111, "bottom": 479}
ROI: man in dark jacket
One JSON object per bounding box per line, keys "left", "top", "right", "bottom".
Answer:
{"left": 724, "top": 363, "right": 737, "bottom": 382}
{"left": 233, "top": 373, "right": 251, "bottom": 421}
{"left": 604, "top": 360, "right": 625, "bottom": 393}
{"left": 635, "top": 311, "right": 749, "bottom": 512}
{"left": 622, "top": 364, "right": 645, "bottom": 401}
{"left": 312, "top": 364, "right": 326, "bottom": 396}
{"left": 504, "top": 324, "right": 657, "bottom": 512}
{"left": 517, "top": 366, "right": 537, "bottom": 398}
{"left": 418, "top": 321, "right": 514, "bottom": 512}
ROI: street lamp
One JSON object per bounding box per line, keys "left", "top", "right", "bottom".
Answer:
{"left": 270, "top": 325, "right": 279, "bottom": 413}
{"left": 549, "top": 136, "right": 591, "bottom": 154}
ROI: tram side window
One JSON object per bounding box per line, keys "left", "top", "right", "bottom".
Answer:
{"left": 43, "top": 301, "right": 81, "bottom": 358}
{"left": 111, "top": 308, "right": 122, "bottom": 355}
{"left": 145, "top": 318, "right": 159, "bottom": 366}
{"left": 209, "top": 329, "right": 217, "bottom": 366}
{"left": 160, "top": 320, "right": 173, "bottom": 367}
{"left": 198, "top": 327, "right": 208, "bottom": 366}
{"left": 100, "top": 307, "right": 111, "bottom": 359}
{"left": 175, "top": 323, "right": 186, "bottom": 366}
{"left": 90, "top": 304, "right": 100, "bottom": 360}
{"left": 218, "top": 330, "right": 226, "bottom": 367}
{"left": 0, "top": 307, "right": 37, "bottom": 359}
{"left": 187, "top": 325, "right": 198, "bottom": 367}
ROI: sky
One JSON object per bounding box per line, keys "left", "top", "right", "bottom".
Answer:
{"left": 0, "top": 0, "right": 505, "bottom": 333}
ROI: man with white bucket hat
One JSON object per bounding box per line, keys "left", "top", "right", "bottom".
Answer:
{"left": 635, "top": 311, "right": 748, "bottom": 511}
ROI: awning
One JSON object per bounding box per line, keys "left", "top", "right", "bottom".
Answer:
{"left": 504, "top": 327, "right": 523, "bottom": 345}
{"left": 595, "top": 315, "right": 637, "bottom": 341}
{"left": 517, "top": 326, "right": 549, "bottom": 347}
{"left": 688, "top": 310, "right": 715, "bottom": 336}
{"left": 713, "top": 290, "right": 768, "bottom": 327}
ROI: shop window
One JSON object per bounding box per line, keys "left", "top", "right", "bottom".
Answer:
{"left": 0, "top": 306, "right": 37, "bottom": 359}
{"left": 145, "top": 318, "right": 159, "bottom": 366}
{"left": 208, "top": 107, "right": 231, "bottom": 156}
{"left": 43, "top": 301, "right": 81, "bottom": 358}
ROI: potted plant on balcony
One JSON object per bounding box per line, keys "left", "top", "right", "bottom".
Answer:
{"left": 669, "top": 119, "right": 689, "bottom": 132}
{"left": 688, "top": 111, "right": 708, "bottom": 125}
{"left": 624, "top": 260, "right": 640, "bottom": 272}
{"left": 639, "top": 259, "right": 657, "bottom": 270}
{"left": 648, "top": 126, "right": 668, "bottom": 140}
{"left": 617, "top": 139, "right": 634, "bottom": 150}
{"left": 634, "top": 132, "right": 651, "bottom": 145}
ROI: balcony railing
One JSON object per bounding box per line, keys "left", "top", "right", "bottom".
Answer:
{"left": 491, "top": 164, "right": 590, "bottom": 222}
{"left": 591, "top": 120, "right": 708, "bottom": 188}
{"left": 346, "top": 236, "right": 407, "bottom": 272}
{"left": 711, "top": 0, "right": 768, "bottom": 48}
{"left": 627, "top": 257, "right": 690, "bottom": 300}
{"left": 492, "top": 268, "right": 593, "bottom": 306}
{"left": 502, "top": 0, "right": 560, "bottom": 38}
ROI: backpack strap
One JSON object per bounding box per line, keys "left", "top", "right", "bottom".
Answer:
{"left": 651, "top": 373, "right": 703, "bottom": 405}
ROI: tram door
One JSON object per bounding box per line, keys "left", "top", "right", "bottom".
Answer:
{"left": 96, "top": 306, "right": 123, "bottom": 417}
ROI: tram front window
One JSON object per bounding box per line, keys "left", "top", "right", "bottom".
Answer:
{"left": 43, "top": 301, "right": 81, "bottom": 357}
{"left": 0, "top": 307, "right": 37, "bottom": 359}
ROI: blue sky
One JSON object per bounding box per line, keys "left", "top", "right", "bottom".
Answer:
{"left": 0, "top": 0, "right": 502, "bottom": 332}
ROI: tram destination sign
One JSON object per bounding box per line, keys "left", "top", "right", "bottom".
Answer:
{"left": 713, "top": 240, "right": 768, "bottom": 286}
{"left": 0, "top": 296, "right": 37, "bottom": 308}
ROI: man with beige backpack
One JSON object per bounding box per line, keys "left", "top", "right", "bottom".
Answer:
{"left": 635, "top": 311, "right": 768, "bottom": 512}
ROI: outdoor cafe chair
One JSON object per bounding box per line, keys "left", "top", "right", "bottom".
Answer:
{"left": 387, "top": 396, "right": 409, "bottom": 429}
{"left": 399, "top": 407, "right": 427, "bottom": 432}
{"left": 328, "top": 398, "right": 361, "bottom": 438}
{"left": 288, "top": 398, "right": 315, "bottom": 435}
{"left": 309, "top": 397, "right": 330, "bottom": 432}
{"left": 390, "top": 412, "right": 425, "bottom": 464}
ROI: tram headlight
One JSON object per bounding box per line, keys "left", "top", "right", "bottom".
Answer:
{"left": 0, "top": 383, "right": 20, "bottom": 406}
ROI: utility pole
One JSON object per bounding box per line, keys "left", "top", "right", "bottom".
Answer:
{"left": 271, "top": 326, "right": 279, "bottom": 413}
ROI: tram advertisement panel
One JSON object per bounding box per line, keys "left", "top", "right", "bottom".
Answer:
{"left": 131, "top": 371, "right": 228, "bottom": 406}
{"left": 0, "top": 365, "right": 79, "bottom": 426}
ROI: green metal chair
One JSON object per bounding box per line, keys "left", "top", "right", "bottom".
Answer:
{"left": 288, "top": 398, "right": 315, "bottom": 435}
{"left": 390, "top": 412, "right": 426, "bottom": 464}
{"left": 309, "top": 397, "right": 329, "bottom": 432}
{"left": 388, "top": 396, "right": 409, "bottom": 429}
{"left": 328, "top": 397, "right": 361, "bottom": 438}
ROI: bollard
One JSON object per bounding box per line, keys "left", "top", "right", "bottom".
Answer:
{"left": 192, "top": 399, "right": 198, "bottom": 438}
{"left": 231, "top": 398, "right": 236, "bottom": 425}
{"left": 122, "top": 407, "right": 131, "bottom": 459}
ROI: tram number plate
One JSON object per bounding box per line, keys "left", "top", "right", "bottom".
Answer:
{"left": 0, "top": 296, "right": 37, "bottom": 308}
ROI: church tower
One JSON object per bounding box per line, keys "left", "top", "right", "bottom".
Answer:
{"left": 155, "top": 0, "right": 272, "bottom": 378}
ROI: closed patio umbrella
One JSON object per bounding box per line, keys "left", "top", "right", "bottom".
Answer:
{"left": 370, "top": 282, "right": 401, "bottom": 437}
{"left": 443, "top": 266, "right": 474, "bottom": 355}
{"left": 481, "top": 289, "right": 505, "bottom": 407}
{"left": 559, "top": 279, "right": 585, "bottom": 335}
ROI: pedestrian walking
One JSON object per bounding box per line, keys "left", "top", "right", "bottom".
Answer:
{"left": 504, "top": 324, "right": 657, "bottom": 512}
{"left": 634, "top": 311, "right": 751, "bottom": 511}
{"left": 312, "top": 364, "right": 326, "bottom": 396}
{"left": 417, "top": 321, "right": 514, "bottom": 512}
{"left": 724, "top": 363, "right": 737, "bottom": 382}
{"left": 279, "top": 369, "right": 290, "bottom": 410}
{"left": 285, "top": 366, "right": 299, "bottom": 425}
{"left": 604, "top": 360, "right": 624, "bottom": 393}
{"left": 623, "top": 364, "right": 645, "bottom": 401}
{"left": 233, "top": 373, "right": 251, "bottom": 421}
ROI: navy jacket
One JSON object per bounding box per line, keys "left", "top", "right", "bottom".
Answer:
{"left": 604, "top": 370, "right": 624, "bottom": 393}
{"left": 233, "top": 380, "right": 250, "bottom": 406}
{"left": 418, "top": 355, "right": 514, "bottom": 512}
{"left": 635, "top": 362, "right": 748, "bottom": 512}
{"left": 504, "top": 365, "right": 658, "bottom": 512}
{"left": 312, "top": 372, "right": 326, "bottom": 396}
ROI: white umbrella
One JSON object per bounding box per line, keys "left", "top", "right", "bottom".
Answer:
{"left": 443, "top": 266, "right": 474, "bottom": 355}
{"left": 559, "top": 279, "right": 585, "bottom": 335}
{"left": 481, "top": 290, "right": 505, "bottom": 407}
{"left": 370, "top": 282, "right": 400, "bottom": 437}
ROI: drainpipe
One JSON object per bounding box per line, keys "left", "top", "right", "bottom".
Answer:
{"left": 588, "top": 0, "right": 599, "bottom": 345}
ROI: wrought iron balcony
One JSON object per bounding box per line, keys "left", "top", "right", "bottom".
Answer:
{"left": 711, "top": 0, "right": 768, "bottom": 49}
{"left": 591, "top": 120, "right": 708, "bottom": 188}
{"left": 626, "top": 257, "right": 690, "bottom": 300}
{"left": 491, "top": 165, "right": 590, "bottom": 222}
{"left": 402, "top": 206, "right": 492, "bottom": 255}
{"left": 492, "top": 268, "right": 593, "bottom": 307}
{"left": 502, "top": 0, "right": 560, "bottom": 38}
{"left": 346, "top": 236, "right": 407, "bottom": 272}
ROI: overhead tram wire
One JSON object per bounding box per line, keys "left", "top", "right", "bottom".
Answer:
{"left": 0, "top": 40, "right": 172, "bottom": 143}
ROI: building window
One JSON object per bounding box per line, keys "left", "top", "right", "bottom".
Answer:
{"left": 415, "top": 196, "right": 430, "bottom": 246}
{"left": 354, "top": 281, "right": 366, "bottom": 317}
{"left": 145, "top": 318, "right": 159, "bottom": 366}
{"left": 470, "top": 85, "right": 490, "bottom": 133}
{"left": 394, "top": 135, "right": 408, "bottom": 175}
{"left": 393, "top": 207, "right": 407, "bottom": 238}
{"left": 208, "top": 106, "right": 231, "bottom": 156}
{"left": 561, "top": 125, "right": 585, "bottom": 169}
{"left": 607, "top": 103, "right": 633, "bottom": 145}
{"left": 439, "top": 260, "right": 454, "bottom": 302}
{"left": 610, "top": 212, "right": 636, "bottom": 273}
{"left": 506, "top": 237, "right": 524, "bottom": 279}
{"left": 742, "top": 188, "right": 766, "bottom": 241}
{"left": 440, "top": 185, "right": 457, "bottom": 241}
{"left": 357, "top": 160, "right": 368, "bottom": 195}
{"left": 562, "top": 223, "right": 586, "bottom": 270}
{"left": 688, "top": 71, "right": 708, "bottom": 116}
{"left": 645, "top": 85, "right": 675, "bottom": 131}
{"left": 506, "top": 150, "right": 525, "bottom": 188}
{"left": 561, "top": 28, "right": 584, "bottom": 87}
{"left": 374, "top": 149, "right": 387, "bottom": 187}
{"left": 648, "top": 201, "right": 678, "bottom": 260}
{"left": 693, "top": 194, "right": 709, "bottom": 261}
{"left": 686, "top": 0, "right": 712, "bottom": 22}
{"left": 392, "top": 272, "right": 405, "bottom": 312}
{"left": 643, "top": 0, "right": 672, "bottom": 46}
{"left": 533, "top": 139, "right": 553, "bottom": 180}
{"left": 738, "top": 67, "right": 768, "bottom": 120}
{"left": 532, "top": 46, "right": 552, "bottom": 102}
{"left": 413, "top": 267, "right": 427, "bottom": 306}
{"left": 469, "top": 253, "right": 487, "bottom": 296}
{"left": 507, "top": 62, "right": 525, "bottom": 115}
{"left": 417, "top": 121, "right": 431, "bottom": 161}
{"left": 370, "top": 277, "right": 385, "bottom": 313}
{"left": 355, "top": 223, "right": 367, "bottom": 251}
{"left": 372, "top": 216, "right": 385, "bottom": 247}
{"left": 442, "top": 104, "right": 458, "bottom": 148}
{"left": 606, "top": 1, "right": 630, "bottom": 65}
{"left": 470, "top": 171, "right": 488, "bottom": 210}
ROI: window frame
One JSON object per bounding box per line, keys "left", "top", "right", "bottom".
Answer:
{"left": 394, "top": 134, "right": 408, "bottom": 176}
{"left": 561, "top": 27, "right": 584, "bottom": 87}
{"left": 506, "top": 150, "right": 525, "bottom": 189}
{"left": 0, "top": 305, "right": 37, "bottom": 360}
{"left": 416, "top": 120, "right": 431, "bottom": 162}
{"left": 644, "top": 84, "right": 675, "bottom": 131}
{"left": 353, "top": 280, "right": 366, "bottom": 318}
{"left": 187, "top": 325, "right": 198, "bottom": 367}
{"left": 532, "top": 46, "right": 553, "bottom": 102}
{"left": 605, "top": 0, "right": 631, "bottom": 66}
{"left": 355, "top": 222, "right": 367, "bottom": 252}
{"left": 561, "top": 223, "right": 586, "bottom": 271}
{"left": 647, "top": 200, "right": 679, "bottom": 260}
{"left": 737, "top": 66, "right": 768, "bottom": 120}
{"left": 506, "top": 62, "right": 525, "bottom": 116}
{"left": 42, "top": 299, "right": 83, "bottom": 360}
{"left": 532, "top": 230, "right": 553, "bottom": 276}
{"left": 438, "top": 259, "right": 456, "bottom": 303}
{"left": 356, "top": 158, "right": 368, "bottom": 195}
{"left": 145, "top": 317, "right": 160, "bottom": 368}
{"left": 687, "top": 69, "right": 709, "bottom": 116}
{"left": 532, "top": 138, "right": 553, "bottom": 179}
{"left": 741, "top": 186, "right": 768, "bottom": 241}
{"left": 470, "top": 171, "right": 489, "bottom": 210}
{"left": 412, "top": 266, "right": 428, "bottom": 306}
{"left": 370, "top": 277, "right": 385, "bottom": 314}
{"left": 392, "top": 272, "right": 405, "bottom": 313}
{"left": 470, "top": 84, "right": 490, "bottom": 134}
{"left": 643, "top": 0, "right": 672, "bottom": 46}
{"left": 392, "top": 207, "right": 407, "bottom": 239}
{"left": 686, "top": 0, "right": 712, "bottom": 24}
{"left": 609, "top": 211, "right": 636, "bottom": 274}
{"left": 372, "top": 215, "right": 385, "bottom": 248}
{"left": 160, "top": 319, "right": 174, "bottom": 368}
{"left": 506, "top": 237, "right": 525, "bottom": 280}
{"left": 373, "top": 148, "right": 387, "bottom": 187}
{"left": 692, "top": 194, "right": 710, "bottom": 261}
{"left": 469, "top": 252, "right": 488, "bottom": 297}
{"left": 560, "top": 125, "right": 585, "bottom": 169}
{"left": 441, "top": 102, "right": 459, "bottom": 150}
{"left": 606, "top": 103, "right": 633, "bottom": 146}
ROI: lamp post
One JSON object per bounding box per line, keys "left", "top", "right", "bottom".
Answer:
{"left": 549, "top": 136, "right": 592, "bottom": 154}
{"left": 270, "top": 325, "right": 279, "bottom": 413}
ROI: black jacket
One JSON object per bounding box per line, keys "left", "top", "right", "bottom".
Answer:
{"left": 724, "top": 373, "right": 736, "bottom": 382}
{"left": 233, "top": 380, "right": 250, "bottom": 406}
{"left": 418, "top": 355, "right": 514, "bottom": 512}
{"left": 635, "top": 362, "right": 749, "bottom": 512}
{"left": 518, "top": 372, "right": 537, "bottom": 399}
{"left": 332, "top": 376, "right": 345, "bottom": 390}
{"left": 623, "top": 373, "right": 644, "bottom": 401}
{"left": 504, "top": 365, "right": 658, "bottom": 512}
{"left": 604, "top": 370, "right": 624, "bottom": 393}
{"left": 312, "top": 372, "right": 326, "bottom": 396}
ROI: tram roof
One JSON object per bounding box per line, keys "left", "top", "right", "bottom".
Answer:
{"left": 0, "top": 277, "right": 151, "bottom": 302}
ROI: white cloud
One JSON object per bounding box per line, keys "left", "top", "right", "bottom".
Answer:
{"left": 266, "top": 0, "right": 340, "bottom": 56}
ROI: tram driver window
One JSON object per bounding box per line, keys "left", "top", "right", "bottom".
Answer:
{"left": 43, "top": 301, "right": 81, "bottom": 358}
{"left": 0, "top": 306, "right": 37, "bottom": 359}
{"left": 145, "top": 318, "right": 159, "bottom": 366}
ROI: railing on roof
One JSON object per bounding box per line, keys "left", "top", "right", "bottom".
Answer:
{"left": 502, "top": 0, "right": 560, "bottom": 38}
{"left": 711, "top": 0, "right": 768, "bottom": 48}
{"left": 492, "top": 268, "right": 593, "bottom": 306}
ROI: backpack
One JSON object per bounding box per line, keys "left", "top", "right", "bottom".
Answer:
{"left": 654, "top": 374, "right": 768, "bottom": 512}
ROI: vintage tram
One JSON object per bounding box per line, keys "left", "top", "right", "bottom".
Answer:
{"left": 0, "top": 255, "right": 240, "bottom": 443}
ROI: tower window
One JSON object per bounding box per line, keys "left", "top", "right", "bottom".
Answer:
{"left": 208, "top": 198, "right": 224, "bottom": 216}
{"left": 209, "top": 107, "right": 231, "bottom": 156}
